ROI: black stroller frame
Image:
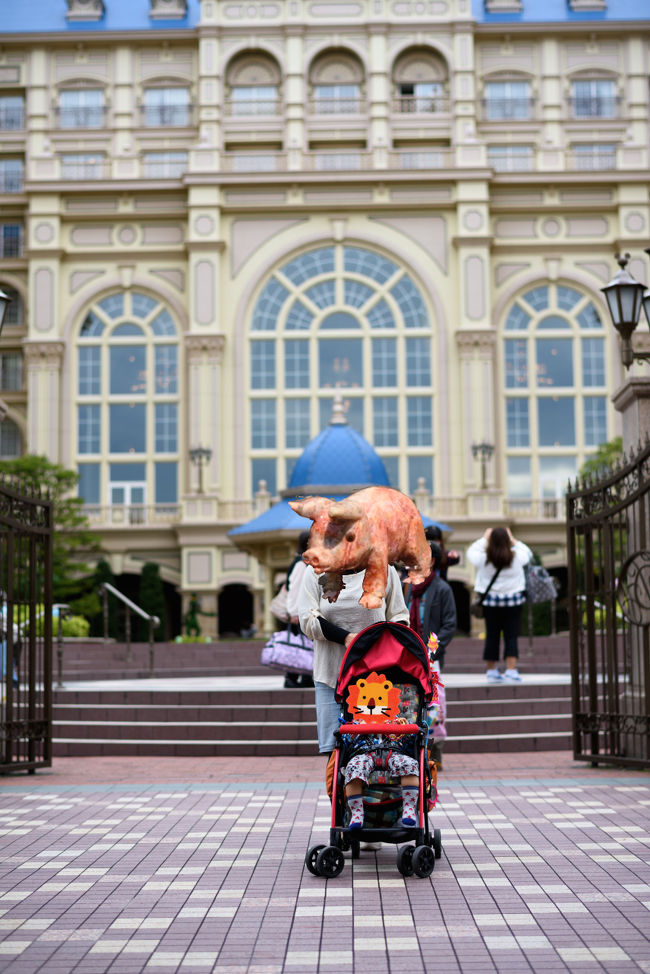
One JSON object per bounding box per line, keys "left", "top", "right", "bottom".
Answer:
{"left": 305, "top": 621, "right": 442, "bottom": 879}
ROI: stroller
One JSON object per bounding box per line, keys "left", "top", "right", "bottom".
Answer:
{"left": 305, "top": 621, "right": 442, "bottom": 879}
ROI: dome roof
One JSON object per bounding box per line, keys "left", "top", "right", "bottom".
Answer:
{"left": 286, "top": 397, "right": 389, "bottom": 496}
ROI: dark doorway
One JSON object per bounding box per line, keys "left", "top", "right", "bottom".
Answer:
{"left": 219, "top": 584, "right": 254, "bottom": 638}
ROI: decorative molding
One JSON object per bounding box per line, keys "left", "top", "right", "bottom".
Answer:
{"left": 149, "top": 0, "right": 188, "bottom": 18}
{"left": 495, "top": 262, "right": 530, "bottom": 287}
{"left": 184, "top": 334, "right": 226, "bottom": 364}
{"left": 568, "top": 0, "right": 606, "bottom": 9}
{"left": 66, "top": 0, "right": 105, "bottom": 22}
{"left": 372, "top": 215, "right": 448, "bottom": 274}
{"left": 70, "top": 270, "right": 105, "bottom": 295}
{"left": 484, "top": 0, "right": 522, "bottom": 10}
{"left": 456, "top": 330, "right": 496, "bottom": 358}
{"left": 23, "top": 342, "right": 66, "bottom": 368}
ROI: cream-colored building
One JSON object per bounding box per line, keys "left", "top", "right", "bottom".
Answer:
{"left": 1, "top": 0, "right": 648, "bottom": 636}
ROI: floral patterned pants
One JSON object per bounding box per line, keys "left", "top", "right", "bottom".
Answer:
{"left": 344, "top": 750, "right": 419, "bottom": 786}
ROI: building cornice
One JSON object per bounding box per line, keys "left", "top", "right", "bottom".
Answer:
{"left": 184, "top": 333, "right": 226, "bottom": 363}
{"left": 23, "top": 341, "right": 66, "bottom": 367}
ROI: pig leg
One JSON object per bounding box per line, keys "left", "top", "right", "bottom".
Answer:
{"left": 403, "top": 522, "right": 432, "bottom": 586}
{"left": 359, "top": 553, "right": 388, "bottom": 610}
{"left": 318, "top": 572, "right": 345, "bottom": 603}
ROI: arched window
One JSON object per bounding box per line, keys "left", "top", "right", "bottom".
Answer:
{"left": 309, "top": 50, "right": 365, "bottom": 114}
{"left": 75, "top": 291, "right": 180, "bottom": 521}
{"left": 225, "top": 53, "right": 281, "bottom": 116}
{"left": 248, "top": 244, "right": 434, "bottom": 495}
{"left": 0, "top": 418, "right": 22, "bottom": 459}
{"left": 503, "top": 283, "right": 610, "bottom": 502}
{"left": 392, "top": 47, "right": 449, "bottom": 113}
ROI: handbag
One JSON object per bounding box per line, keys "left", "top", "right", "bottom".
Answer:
{"left": 470, "top": 568, "right": 502, "bottom": 619}
{"left": 261, "top": 625, "right": 314, "bottom": 675}
{"left": 269, "top": 583, "right": 290, "bottom": 623}
{"left": 525, "top": 563, "right": 557, "bottom": 604}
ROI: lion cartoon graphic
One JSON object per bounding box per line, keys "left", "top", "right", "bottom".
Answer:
{"left": 346, "top": 671, "right": 401, "bottom": 724}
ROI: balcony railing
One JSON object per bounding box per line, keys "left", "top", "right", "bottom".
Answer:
{"left": 308, "top": 97, "right": 365, "bottom": 115}
{"left": 0, "top": 171, "right": 23, "bottom": 193}
{"left": 568, "top": 96, "right": 621, "bottom": 119}
{"left": 60, "top": 160, "right": 108, "bottom": 180}
{"left": 480, "top": 97, "right": 536, "bottom": 121}
{"left": 568, "top": 149, "right": 617, "bottom": 171}
{"left": 221, "top": 152, "right": 286, "bottom": 173}
{"left": 388, "top": 148, "right": 453, "bottom": 170}
{"left": 392, "top": 95, "right": 450, "bottom": 115}
{"left": 304, "top": 151, "right": 372, "bottom": 171}
{"left": 55, "top": 106, "right": 107, "bottom": 129}
{"left": 0, "top": 106, "right": 25, "bottom": 130}
{"left": 83, "top": 504, "right": 181, "bottom": 526}
{"left": 139, "top": 104, "right": 196, "bottom": 127}
{"left": 223, "top": 99, "right": 281, "bottom": 117}
{"left": 487, "top": 150, "right": 534, "bottom": 172}
{"left": 142, "top": 158, "right": 188, "bottom": 179}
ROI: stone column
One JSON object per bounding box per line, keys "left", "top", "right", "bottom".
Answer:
{"left": 23, "top": 342, "right": 65, "bottom": 460}
{"left": 184, "top": 334, "right": 225, "bottom": 494}
{"left": 285, "top": 28, "right": 305, "bottom": 170}
{"left": 368, "top": 26, "right": 388, "bottom": 168}
{"left": 456, "top": 331, "right": 502, "bottom": 518}
{"left": 612, "top": 377, "right": 650, "bottom": 455}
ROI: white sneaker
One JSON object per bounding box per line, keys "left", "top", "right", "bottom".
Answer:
{"left": 504, "top": 668, "right": 522, "bottom": 682}
{"left": 360, "top": 841, "right": 382, "bottom": 851}
{"left": 486, "top": 669, "right": 504, "bottom": 682}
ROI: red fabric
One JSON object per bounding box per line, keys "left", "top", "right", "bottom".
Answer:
{"left": 336, "top": 626, "right": 432, "bottom": 700}
{"left": 338, "top": 723, "right": 419, "bottom": 735}
{"left": 408, "top": 571, "right": 435, "bottom": 637}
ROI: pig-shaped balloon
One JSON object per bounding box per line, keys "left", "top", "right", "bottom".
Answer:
{"left": 289, "top": 486, "right": 431, "bottom": 609}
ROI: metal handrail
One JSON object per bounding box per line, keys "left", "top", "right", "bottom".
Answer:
{"left": 98, "top": 582, "right": 160, "bottom": 675}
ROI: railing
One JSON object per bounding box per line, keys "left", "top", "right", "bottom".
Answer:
{"left": 139, "top": 104, "right": 196, "bottom": 127}
{"left": 83, "top": 504, "right": 181, "bottom": 526}
{"left": 308, "top": 97, "right": 365, "bottom": 115}
{"left": 567, "top": 149, "right": 617, "bottom": 171}
{"left": 0, "top": 171, "right": 23, "bottom": 193}
{"left": 479, "top": 97, "right": 535, "bottom": 121}
{"left": 0, "top": 106, "right": 25, "bottom": 130}
{"left": 304, "top": 151, "right": 372, "bottom": 172}
{"left": 392, "top": 96, "right": 450, "bottom": 114}
{"left": 388, "top": 148, "right": 453, "bottom": 170}
{"left": 568, "top": 96, "right": 621, "bottom": 119}
{"left": 55, "top": 106, "right": 107, "bottom": 129}
{"left": 221, "top": 152, "right": 287, "bottom": 173}
{"left": 142, "top": 158, "right": 188, "bottom": 179}
{"left": 99, "top": 583, "right": 160, "bottom": 674}
{"left": 488, "top": 151, "right": 534, "bottom": 173}
{"left": 60, "top": 160, "right": 108, "bottom": 181}
{"left": 223, "top": 99, "right": 281, "bottom": 116}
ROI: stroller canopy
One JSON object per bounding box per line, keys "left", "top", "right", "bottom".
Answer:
{"left": 335, "top": 621, "right": 433, "bottom": 704}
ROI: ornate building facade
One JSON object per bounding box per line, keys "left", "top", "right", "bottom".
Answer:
{"left": 0, "top": 0, "right": 648, "bottom": 634}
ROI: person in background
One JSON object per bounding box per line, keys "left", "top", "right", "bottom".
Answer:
{"left": 424, "top": 525, "right": 460, "bottom": 582}
{"left": 466, "top": 526, "right": 533, "bottom": 683}
{"left": 420, "top": 543, "right": 456, "bottom": 674}
{"left": 284, "top": 530, "right": 313, "bottom": 689}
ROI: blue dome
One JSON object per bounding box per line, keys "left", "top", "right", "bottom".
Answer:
{"left": 287, "top": 399, "right": 389, "bottom": 493}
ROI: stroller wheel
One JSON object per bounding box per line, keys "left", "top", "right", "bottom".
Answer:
{"left": 433, "top": 828, "right": 442, "bottom": 860}
{"left": 316, "top": 845, "right": 345, "bottom": 879}
{"left": 412, "top": 844, "right": 435, "bottom": 878}
{"left": 305, "top": 844, "right": 326, "bottom": 876}
{"left": 396, "top": 844, "right": 415, "bottom": 877}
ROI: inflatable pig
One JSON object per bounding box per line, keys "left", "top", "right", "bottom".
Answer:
{"left": 289, "top": 486, "right": 431, "bottom": 609}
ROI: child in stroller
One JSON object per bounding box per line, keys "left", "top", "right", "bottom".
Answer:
{"left": 306, "top": 620, "right": 443, "bottom": 879}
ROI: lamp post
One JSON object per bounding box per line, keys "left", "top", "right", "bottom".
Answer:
{"left": 472, "top": 441, "right": 494, "bottom": 490}
{"left": 189, "top": 446, "right": 212, "bottom": 494}
{"left": 0, "top": 288, "right": 11, "bottom": 334}
{"left": 601, "top": 252, "right": 650, "bottom": 368}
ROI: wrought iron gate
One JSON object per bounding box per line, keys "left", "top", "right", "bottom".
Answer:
{"left": 567, "top": 440, "right": 650, "bottom": 769}
{"left": 0, "top": 479, "right": 53, "bottom": 773}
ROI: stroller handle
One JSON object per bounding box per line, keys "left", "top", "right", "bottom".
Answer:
{"left": 338, "top": 723, "right": 420, "bottom": 735}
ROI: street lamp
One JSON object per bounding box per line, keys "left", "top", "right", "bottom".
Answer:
{"left": 472, "top": 441, "right": 494, "bottom": 490}
{"left": 0, "top": 288, "right": 12, "bottom": 335}
{"left": 189, "top": 446, "right": 212, "bottom": 494}
{"left": 601, "top": 252, "right": 650, "bottom": 369}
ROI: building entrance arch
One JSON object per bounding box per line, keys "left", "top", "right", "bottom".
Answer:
{"left": 218, "top": 583, "right": 254, "bottom": 638}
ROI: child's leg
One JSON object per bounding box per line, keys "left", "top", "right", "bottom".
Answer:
{"left": 344, "top": 753, "right": 373, "bottom": 828}
{"left": 387, "top": 753, "right": 420, "bottom": 827}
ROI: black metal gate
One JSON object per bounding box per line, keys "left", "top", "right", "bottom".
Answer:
{"left": 567, "top": 440, "right": 650, "bottom": 769}
{"left": 0, "top": 479, "right": 53, "bottom": 773}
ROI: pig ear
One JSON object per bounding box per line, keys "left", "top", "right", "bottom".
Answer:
{"left": 328, "top": 498, "right": 363, "bottom": 522}
{"left": 289, "top": 496, "right": 330, "bottom": 521}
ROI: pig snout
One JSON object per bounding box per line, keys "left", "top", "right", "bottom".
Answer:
{"left": 303, "top": 548, "right": 328, "bottom": 572}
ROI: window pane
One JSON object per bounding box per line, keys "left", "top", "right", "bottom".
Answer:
{"left": 285, "top": 399, "right": 310, "bottom": 448}
{"left": 110, "top": 404, "right": 146, "bottom": 452}
{"left": 155, "top": 403, "right": 177, "bottom": 452}
{"left": 305, "top": 280, "right": 336, "bottom": 309}
{"left": 381, "top": 455, "right": 399, "bottom": 487}
{"left": 318, "top": 338, "right": 362, "bottom": 388}
{"left": 252, "top": 458, "right": 276, "bottom": 496}
{"left": 0, "top": 285, "right": 22, "bottom": 325}
{"left": 506, "top": 398, "right": 529, "bottom": 447}
{"left": 251, "top": 399, "right": 276, "bottom": 449}
{"left": 0, "top": 352, "right": 22, "bottom": 390}
{"left": 284, "top": 340, "right": 309, "bottom": 389}
{"left": 319, "top": 397, "right": 364, "bottom": 435}
{"left": 538, "top": 398, "right": 575, "bottom": 446}
{"left": 406, "top": 337, "right": 431, "bottom": 385}
{"left": 557, "top": 286, "right": 582, "bottom": 311}
{"left": 584, "top": 396, "right": 607, "bottom": 446}
{"left": 372, "top": 338, "right": 397, "bottom": 387}
{"left": 523, "top": 286, "right": 549, "bottom": 311}
{"left": 143, "top": 87, "right": 190, "bottom": 126}
{"left": 319, "top": 311, "right": 359, "bottom": 330}
{"left": 537, "top": 315, "right": 570, "bottom": 331}
{"left": 132, "top": 293, "right": 158, "bottom": 319}
{"left": 582, "top": 338, "right": 605, "bottom": 387}
{"left": 59, "top": 89, "right": 104, "bottom": 127}
{"left": 373, "top": 397, "right": 398, "bottom": 447}
{"left": 343, "top": 247, "right": 397, "bottom": 284}
{"left": 285, "top": 300, "right": 314, "bottom": 331}
{"left": 98, "top": 294, "right": 124, "bottom": 318}
{"left": 390, "top": 276, "right": 427, "bottom": 328}
{"left": 281, "top": 248, "right": 335, "bottom": 285}
{"left": 506, "top": 456, "right": 531, "bottom": 497}
{"left": 109, "top": 463, "right": 146, "bottom": 482}
{"left": 78, "top": 404, "right": 101, "bottom": 453}
{"left": 110, "top": 346, "right": 146, "bottom": 395}
{"left": 408, "top": 456, "right": 433, "bottom": 494}
{"left": 80, "top": 311, "right": 104, "bottom": 338}
{"left": 78, "top": 346, "right": 101, "bottom": 395}
{"left": 505, "top": 339, "right": 528, "bottom": 387}
{"left": 113, "top": 323, "right": 144, "bottom": 337}
{"left": 485, "top": 80, "right": 531, "bottom": 120}
{"left": 344, "top": 280, "right": 374, "bottom": 309}
{"left": 151, "top": 310, "right": 176, "bottom": 336}
{"left": 577, "top": 303, "right": 603, "bottom": 330}
{"left": 252, "top": 278, "right": 288, "bottom": 331}
{"left": 0, "top": 418, "right": 21, "bottom": 458}
{"left": 251, "top": 341, "right": 276, "bottom": 389}
{"left": 539, "top": 455, "right": 577, "bottom": 497}
{"left": 536, "top": 338, "right": 573, "bottom": 387}
{"left": 155, "top": 462, "right": 177, "bottom": 503}
{"left": 154, "top": 346, "right": 177, "bottom": 395}
{"left": 505, "top": 303, "right": 531, "bottom": 331}
{"left": 366, "top": 298, "right": 395, "bottom": 330}
{"left": 407, "top": 397, "right": 432, "bottom": 446}
{"left": 78, "top": 463, "right": 100, "bottom": 504}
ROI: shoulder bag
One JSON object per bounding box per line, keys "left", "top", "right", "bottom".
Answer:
{"left": 525, "top": 563, "right": 557, "bottom": 604}
{"left": 470, "top": 567, "right": 502, "bottom": 619}
{"left": 261, "top": 625, "right": 314, "bottom": 675}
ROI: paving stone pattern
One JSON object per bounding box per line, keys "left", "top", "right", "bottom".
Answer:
{"left": 0, "top": 774, "right": 649, "bottom": 973}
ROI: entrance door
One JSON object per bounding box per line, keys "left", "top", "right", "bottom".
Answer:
{"left": 109, "top": 482, "right": 146, "bottom": 524}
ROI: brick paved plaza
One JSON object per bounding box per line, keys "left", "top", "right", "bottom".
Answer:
{"left": 0, "top": 753, "right": 649, "bottom": 974}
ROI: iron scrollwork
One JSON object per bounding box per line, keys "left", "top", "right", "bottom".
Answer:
{"left": 617, "top": 551, "right": 650, "bottom": 626}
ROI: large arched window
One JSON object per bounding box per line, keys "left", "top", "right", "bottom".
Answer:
{"left": 75, "top": 291, "right": 179, "bottom": 521}
{"left": 248, "top": 244, "right": 434, "bottom": 495}
{"left": 503, "top": 283, "right": 610, "bottom": 502}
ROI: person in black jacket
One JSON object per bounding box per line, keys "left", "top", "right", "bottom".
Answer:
{"left": 419, "top": 543, "right": 457, "bottom": 672}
